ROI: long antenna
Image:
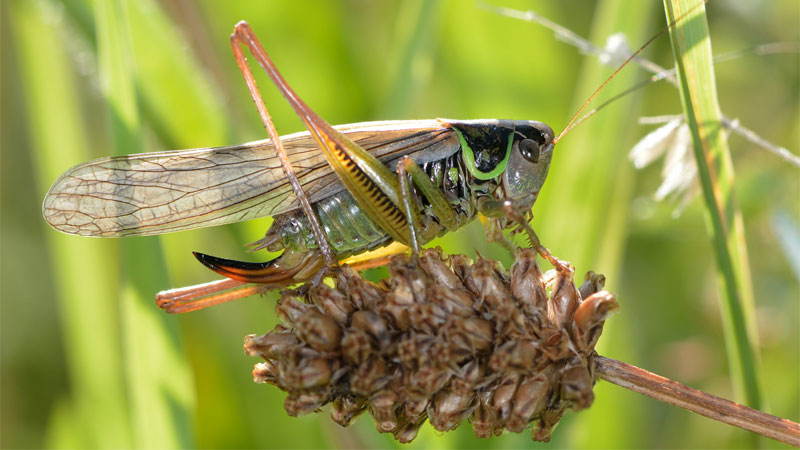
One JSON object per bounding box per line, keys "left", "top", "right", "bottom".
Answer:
{"left": 552, "top": 0, "right": 710, "bottom": 145}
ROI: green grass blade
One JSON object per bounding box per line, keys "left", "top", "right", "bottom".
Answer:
{"left": 382, "top": 0, "right": 438, "bottom": 117}
{"left": 12, "top": 0, "right": 131, "bottom": 447}
{"left": 94, "top": 0, "right": 194, "bottom": 447}
{"left": 663, "top": 0, "right": 762, "bottom": 411}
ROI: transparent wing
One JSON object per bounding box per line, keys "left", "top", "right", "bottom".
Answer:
{"left": 43, "top": 120, "right": 458, "bottom": 236}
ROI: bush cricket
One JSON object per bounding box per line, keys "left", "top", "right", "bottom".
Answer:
{"left": 42, "top": 6, "right": 702, "bottom": 314}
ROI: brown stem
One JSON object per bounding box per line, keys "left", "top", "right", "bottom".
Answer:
{"left": 595, "top": 356, "right": 800, "bottom": 446}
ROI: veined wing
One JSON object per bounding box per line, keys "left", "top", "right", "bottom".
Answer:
{"left": 43, "top": 119, "right": 459, "bottom": 237}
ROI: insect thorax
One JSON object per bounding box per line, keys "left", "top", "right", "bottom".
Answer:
{"left": 263, "top": 150, "right": 496, "bottom": 258}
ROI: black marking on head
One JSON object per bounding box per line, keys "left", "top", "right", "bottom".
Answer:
{"left": 451, "top": 123, "right": 514, "bottom": 174}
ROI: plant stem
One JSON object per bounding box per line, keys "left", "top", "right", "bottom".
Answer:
{"left": 664, "top": 0, "right": 761, "bottom": 410}
{"left": 595, "top": 356, "right": 800, "bottom": 446}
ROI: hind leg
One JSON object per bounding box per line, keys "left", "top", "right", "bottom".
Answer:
{"left": 174, "top": 22, "right": 341, "bottom": 305}
{"left": 230, "top": 22, "right": 336, "bottom": 267}
{"left": 156, "top": 280, "right": 268, "bottom": 314}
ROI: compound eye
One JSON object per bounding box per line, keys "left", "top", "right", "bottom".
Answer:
{"left": 519, "top": 138, "right": 540, "bottom": 163}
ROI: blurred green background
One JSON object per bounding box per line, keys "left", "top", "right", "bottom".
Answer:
{"left": 2, "top": 0, "right": 798, "bottom": 448}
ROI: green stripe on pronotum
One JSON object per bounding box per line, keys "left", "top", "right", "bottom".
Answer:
{"left": 453, "top": 126, "right": 514, "bottom": 180}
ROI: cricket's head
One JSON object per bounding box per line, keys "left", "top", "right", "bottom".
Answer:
{"left": 501, "top": 120, "right": 554, "bottom": 206}
{"left": 447, "top": 119, "right": 554, "bottom": 209}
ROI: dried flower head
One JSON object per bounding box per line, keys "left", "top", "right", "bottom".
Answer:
{"left": 245, "top": 247, "right": 618, "bottom": 443}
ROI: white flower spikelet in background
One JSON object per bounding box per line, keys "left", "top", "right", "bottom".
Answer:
{"left": 629, "top": 116, "right": 698, "bottom": 216}
{"left": 600, "top": 32, "right": 632, "bottom": 66}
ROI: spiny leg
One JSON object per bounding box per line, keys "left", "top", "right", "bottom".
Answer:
{"left": 477, "top": 198, "right": 523, "bottom": 253}
{"left": 331, "top": 177, "right": 451, "bottom": 271}
{"left": 397, "top": 156, "right": 461, "bottom": 258}
{"left": 502, "top": 201, "right": 567, "bottom": 271}
{"left": 229, "top": 21, "right": 411, "bottom": 249}
{"left": 479, "top": 198, "right": 567, "bottom": 271}
{"left": 157, "top": 281, "right": 272, "bottom": 314}
{"left": 484, "top": 216, "right": 519, "bottom": 255}
{"left": 397, "top": 156, "right": 421, "bottom": 258}
{"left": 230, "top": 22, "right": 337, "bottom": 269}
{"left": 401, "top": 157, "right": 457, "bottom": 229}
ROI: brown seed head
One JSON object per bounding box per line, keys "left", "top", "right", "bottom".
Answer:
{"left": 245, "top": 247, "right": 617, "bottom": 442}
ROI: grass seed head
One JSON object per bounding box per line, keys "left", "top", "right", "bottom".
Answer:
{"left": 244, "top": 247, "right": 618, "bottom": 443}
